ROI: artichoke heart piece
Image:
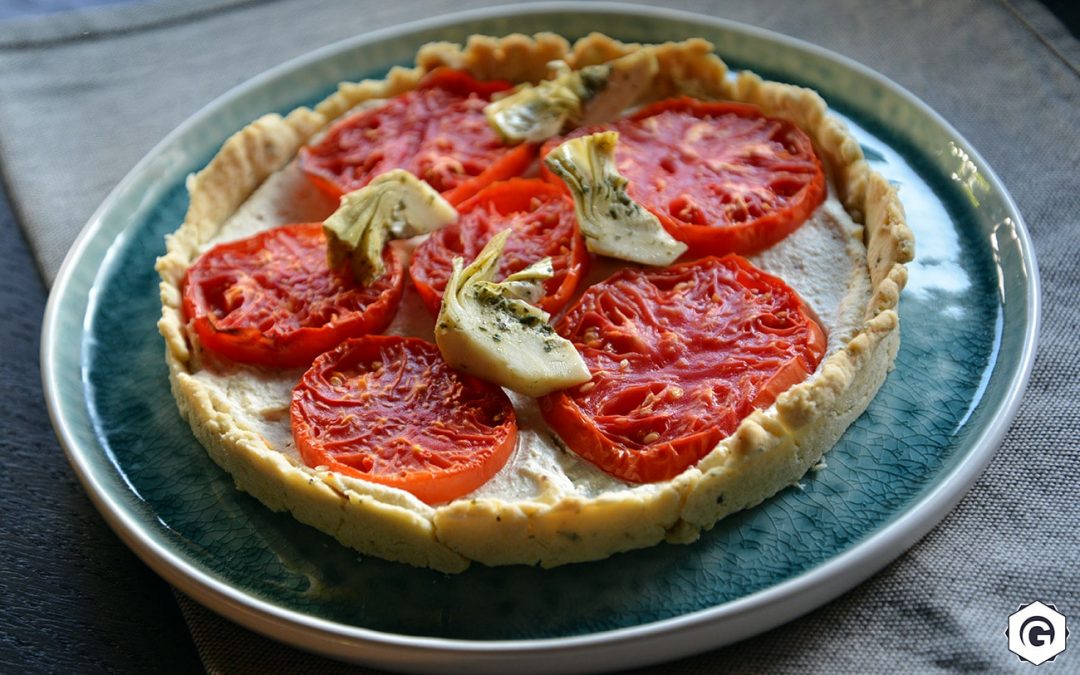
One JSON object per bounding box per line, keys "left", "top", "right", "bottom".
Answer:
{"left": 485, "top": 71, "right": 581, "bottom": 144}
{"left": 577, "top": 49, "right": 659, "bottom": 127}
{"left": 323, "top": 169, "right": 457, "bottom": 285}
{"left": 435, "top": 230, "right": 591, "bottom": 398}
{"left": 485, "top": 50, "right": 658, "bottom": 143}
{"left": 544, "top": 131, "right": 687, "bottom": 266}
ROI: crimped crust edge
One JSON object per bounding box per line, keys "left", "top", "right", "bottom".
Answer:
{"left": 156, "top": 32, "right": 914, "bottom": 572}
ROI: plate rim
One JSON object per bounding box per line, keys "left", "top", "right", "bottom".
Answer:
{"left": 41, "top": 2, "right": 1041, "bottom": 672}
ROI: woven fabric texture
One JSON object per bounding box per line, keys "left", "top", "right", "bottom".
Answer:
{"left": 3, "top": 0, "right": 1077, "bottom": 672}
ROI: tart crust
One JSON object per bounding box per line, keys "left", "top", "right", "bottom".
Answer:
{"left": 157, "top": 33, "right": 913, "bottom": 573}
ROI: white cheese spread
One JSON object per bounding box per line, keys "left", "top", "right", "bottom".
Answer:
{"left": 190, "top": 158, "right": 870, "bottom": 505}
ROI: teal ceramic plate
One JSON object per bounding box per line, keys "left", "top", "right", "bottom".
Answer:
{"left": 42, "top": 4, "right": 1038, "bottom": 673}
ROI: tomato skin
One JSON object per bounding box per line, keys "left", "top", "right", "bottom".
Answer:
{"left": 290, "top": 335, "right": 517, "bottom": 505}
{"left": 539, "top": 255, "right": 826, "bottom": 484}
{"left": 299, "top": 69, "right": 535, "bottom": 206}
{"left": 409, "top": 178, "right": 589, "bottom": 316}
{"left": 541, "top": 97, "right": 826, "bottom": 257}
{"left": 181, "top": 223, "right": 404, "bottom": 368}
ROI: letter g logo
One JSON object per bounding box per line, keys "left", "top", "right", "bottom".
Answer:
{"left": 1020, "top": 616, "right": 1055, "bottom": 648}
{"left": 1007, "top": 602, "right": 1068, "bottom": 666}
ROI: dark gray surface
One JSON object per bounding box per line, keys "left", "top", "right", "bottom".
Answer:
{"left": 0, "top": 9, "right": 199, "bottom": 675}
{"left": 0, "top": 184, "right": 202, "bottom": 672}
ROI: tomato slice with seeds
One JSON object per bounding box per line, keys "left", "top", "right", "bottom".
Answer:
{"left": 409, "top": 178, "right": 589, "bottom": 316}
{"left": 539, "top": 255, "right": 826, "bottom": 484}
{"left": 299, "top": 69, "right": 535, "bottom": 206}
{"left": 541, "top": 97, "right": 826, "bottom": 256}
{"left": 291, "top": 335, "right": 517, "bottom": 504}
{"left": 181, "top": 223, "right": 404, "bottom": 368}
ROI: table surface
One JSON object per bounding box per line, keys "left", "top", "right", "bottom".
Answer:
{"left": 0, "top": 4, "right": 224, "bottom": 672}
{"left": 0, "top": 186, "right": 204, "bottom": 671}
{"left": 0, "top": 1, "right": 1076, "bottom": 674}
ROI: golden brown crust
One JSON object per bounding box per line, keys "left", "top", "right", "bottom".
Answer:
{"left": 419, "top": 33, "right": 572, "bottom": 83}
{"left": 157, "top": 33, "right": 913, "bottom": 572}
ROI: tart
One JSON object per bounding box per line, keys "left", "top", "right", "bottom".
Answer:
{"left": 156, "top": 33, "right": 913, "bottom": 573}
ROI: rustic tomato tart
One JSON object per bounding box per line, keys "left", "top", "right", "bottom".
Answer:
{"left": 156, "top": 33, "right": 913, "bottom": 572}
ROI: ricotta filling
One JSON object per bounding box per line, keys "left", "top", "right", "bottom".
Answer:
{"left": 191, "top": 160, "right": 871, "bottom": 505}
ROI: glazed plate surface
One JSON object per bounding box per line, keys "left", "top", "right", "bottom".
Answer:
{"left": 42, "top": 4, "right": 1038, "bottom": 672}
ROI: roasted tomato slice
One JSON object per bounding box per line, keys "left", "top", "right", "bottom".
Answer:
{"left": 539, "top": 255, "right": 826, "bottom": 483}
{"left": 409, "top": 178, "right": 589, "bottom": 316}
{"left": 541, "top": 97, "right": 826, "bottom": 256}
{"left": 181, "top": 223, "right": 404, "bottom": 368}
{"left": 291, "top": 335, "right": 517, "bottom": 504}
{"left": 299, "top": 69, "right": 535, "bottom": 206}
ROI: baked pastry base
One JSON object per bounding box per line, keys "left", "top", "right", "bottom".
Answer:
{"left": 157, "top": 33, "right": 913, "bottom": 572}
